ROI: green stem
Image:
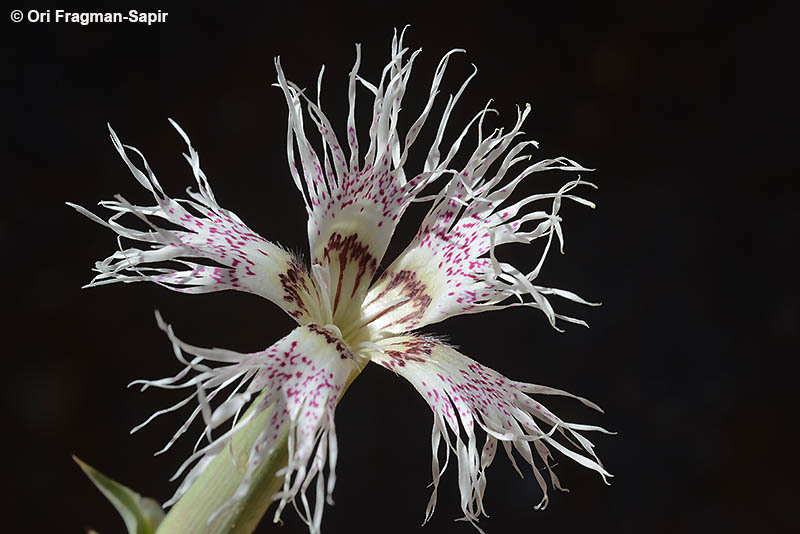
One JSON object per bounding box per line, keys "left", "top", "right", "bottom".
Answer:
{"left": 155, "top": 393, "right": 287, "bottom": 534}
{"left": 156, "top": 368, "right": 361, "bottom": 534}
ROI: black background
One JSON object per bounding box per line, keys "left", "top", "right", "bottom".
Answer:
{"left": 5, "top": 2, "right": 797, "bottom": 533}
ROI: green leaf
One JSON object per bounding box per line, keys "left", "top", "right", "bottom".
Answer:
{"left": 74, "top": 455, "right": 165, "bottom": 534}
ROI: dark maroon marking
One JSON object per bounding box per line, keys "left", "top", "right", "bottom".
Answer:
{"left": 278, "top": 258, "right": 310, "bottom": 317}
{"left": 322, "top": 232, "right": 377, "bottom": 311}
{"left": 307, "top": 324, "right": 351, "bottom": 359}
{"left": 384, "top": 337, "right": 436, "bottom": 367}
{"left": 402, "top": 337, "right": 436, "bottom": 356}
{"left": 365, "top": 270, "right": 432, "bottom": 328}
{"left": 384, "top": 349, "right": 426, "bottom": 367}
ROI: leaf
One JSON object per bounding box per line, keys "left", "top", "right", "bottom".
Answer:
{"left": 74, "top": 455, "right": 165, "bottom": 534}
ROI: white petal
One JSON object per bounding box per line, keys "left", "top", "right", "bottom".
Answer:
{"left": 361, "top": 107, "right": 598, "bottom": 334}
{"left": 274, "top": 29, "right": 487, "bottom": 327}
{"left": 364, "top": 336, "right": 610, "bottom": 528}
{"left": 131, "top": 315, "right": 359, "bottom": 533}
{"left": 68, "top": 122, "right": 319, "bottom": 323}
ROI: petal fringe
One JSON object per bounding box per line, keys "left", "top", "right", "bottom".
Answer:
{"left": 366, "top": 335, "right": 611, "bottom": 531}
{"left": 68, "top": 121, "right": 318, "bottom": 323}
{"left": 132, "top": 314, "right": 358, "bottom": 533}
{"left": 362, "top": 105, "right": 597, "bottom": 335}
{"left": 274, "top": 28, "right": 499, "bottom": 328}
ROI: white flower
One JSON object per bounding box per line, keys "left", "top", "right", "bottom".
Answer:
{"left": 71, "top": 28, "right": 610, "bottom": 533}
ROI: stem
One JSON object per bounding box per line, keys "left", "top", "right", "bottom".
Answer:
{"left": 155, "top": 393, "right": 286, "bottom": 534}
{"left": 156, "top": 368, "right": 362, "bottom": 534}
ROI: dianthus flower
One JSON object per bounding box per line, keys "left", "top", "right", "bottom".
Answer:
{"left": 72, "top": 29, "right": 610, "bottom": 534}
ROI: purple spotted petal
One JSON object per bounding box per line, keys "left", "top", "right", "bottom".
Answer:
{"left": 274, "top": 28, "right": 493, "bottom": 328}
{"left": 131, "top": 315, "right": 359, "bottom": 531}
{"left": 367, "top": 336, "right": 611, "bottom": 530}
{"left": 361, "top": 105, "right": 598, "bottom": 335}
{"left": 68, "top": 121, "right": 317, "bottom": 322}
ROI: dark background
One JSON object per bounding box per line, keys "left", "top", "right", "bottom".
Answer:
{"left": 4, "top": 2, "right": 797, "bottom": 533}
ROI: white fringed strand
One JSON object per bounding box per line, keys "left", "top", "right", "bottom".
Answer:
{"left": 369, "top": 337, "right": 612, "bottom": 531}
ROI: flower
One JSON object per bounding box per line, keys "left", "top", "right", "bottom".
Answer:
{"left": 71, "top": 28, "right": 610, "bottom": 533}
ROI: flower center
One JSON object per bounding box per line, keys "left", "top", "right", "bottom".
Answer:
{"left": 304, "top": 259, "right": 378, "bottom": 353}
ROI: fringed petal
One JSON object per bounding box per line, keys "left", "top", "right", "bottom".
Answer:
{"left": 68, "top": 121, "right": 318, "bottom": 322}
{"left": 130, "top": 315, "right": 359, "bottom": 533}
{"left": 364, "top": 336, "right": 611, "bottom": 531}
{"left": 274, "top": 28, "right": 492, "bottom": 329}
{"left": 361, "top": 104, "right": 598, "bottom": 335}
